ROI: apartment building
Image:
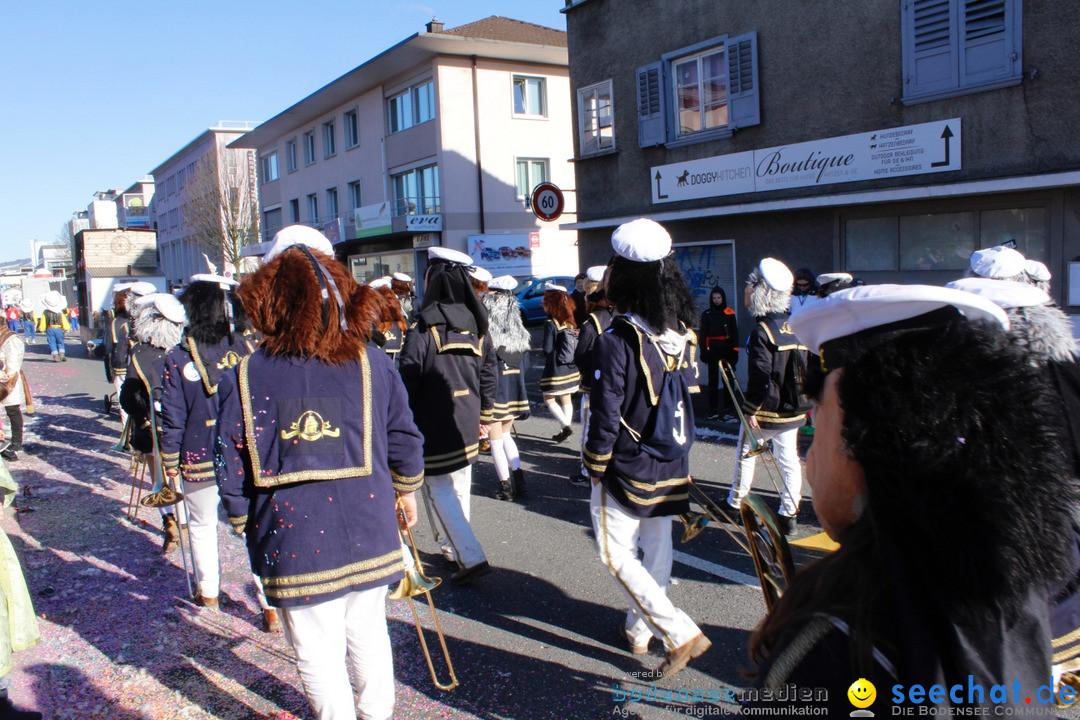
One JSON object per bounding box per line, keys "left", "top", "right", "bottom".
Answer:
{"left": 232, "top": 16, "right": 577, "bottom": 286}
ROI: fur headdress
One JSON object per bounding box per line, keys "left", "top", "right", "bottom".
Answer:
{"left": 391, "top": 277, "right": 414, "bottom": 298}
{"left": 372, "top": 285, "right": 407, "bottom": 335}
{"left": 746, "top": 268, "right": 791, "bottom": 318}
{"left": 484, "top": 290, "right": 531, "bottom": 354}
{"left": 238, "top": 248, "right": 378, "bottom": 364}
{"left": 180, "top": 282, "right": 250, "bottom": 345}
{"left": 133, "top": 302, "right": 185, "bottom": 350}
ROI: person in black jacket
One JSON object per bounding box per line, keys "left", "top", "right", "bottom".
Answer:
{"left": 540, "top": 285, "right": 580, "bottom": 442}
{"left": 570, "top": 265, "right": 613, "bottom": 486}
{"left": 698, "top": 285, "right": 739, "bottom": 420}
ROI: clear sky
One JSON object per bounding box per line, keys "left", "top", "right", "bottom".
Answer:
{"left": 0, "top": 1, "right": 567, "bottom": 264}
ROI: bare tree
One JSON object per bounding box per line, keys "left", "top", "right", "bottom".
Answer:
{"left": 184, "top": 149, "right": 260, "bottom": 274}
{"left": 57, "top": 222, "right": 75, "bottom": 260}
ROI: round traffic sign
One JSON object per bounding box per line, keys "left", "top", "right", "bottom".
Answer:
{"left": 530, "top": 182, "right": 565, "bottom": 222}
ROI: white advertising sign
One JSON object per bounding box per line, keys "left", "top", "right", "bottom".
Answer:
{"left": 468, "top": 234, "right": 534, "bottom": 274}
{"left": 652, "top": 118, "right": 961, "bottom": 204}
{"left": 406, "top": 214, "right": 443, "bottom": 232}
{"left": 355, "top": 203, "right": 392, "bottom": 239}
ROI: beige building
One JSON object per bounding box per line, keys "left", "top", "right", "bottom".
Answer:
{"left": 73, "top": 228, "right": 165, "bottom": 331}
{"left": 232, "top": 16, "right": 578, "bottom": 286}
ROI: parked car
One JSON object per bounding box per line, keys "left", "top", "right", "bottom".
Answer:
{"left": 514, "top": 275, "right": 575, "bottom": 324}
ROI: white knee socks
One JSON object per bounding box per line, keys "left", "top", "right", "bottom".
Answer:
{"left": 545, "top": 398, "right": 572, "bottom": 427}
{"left": 503, "top": 434, "right": 521, "bottom": 471}
{"left": 489, "top": 438, "right": 510, "bottom": 481}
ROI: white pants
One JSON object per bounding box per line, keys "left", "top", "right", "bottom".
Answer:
{"left": 184, "top": 480, "right": 269, "bottom": 608}
{"left": 423, "top": 466, "right": 487, "bottom": 569}
{"left": 727, "top": 423, "right": 803, "bottom": 518}
{"left": 280, "top": 587, "right": 394, "bottom": 720}
{"left": 113, "top": 375, "right": 128, "bottom": 427}
{"left": 590, "top": 482, "right": 701, "bottom": 650}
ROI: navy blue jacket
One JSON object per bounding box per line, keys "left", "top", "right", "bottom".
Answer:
{"left": 215, "top": 348, "right": 425, "bottom": 608}
{"left": 743, "top": 313, "right": 808, "bottom": 428}
{"left": 584, "top": 317, "right": 700, "bottom": 518}
{"left": 119, "top": 343, "right": 165, "bottom": 453}
{"left": 574, "top": 307, "right": 613, "bottom": 394}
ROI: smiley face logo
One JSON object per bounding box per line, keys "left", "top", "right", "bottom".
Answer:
{"left": 847, "top": 678, "right": 876, "bottom": 709}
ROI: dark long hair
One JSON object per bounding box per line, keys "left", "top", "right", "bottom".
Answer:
{"left": 180, "top": 282, "right": 250, "bottom": 345}
{"left": 541, "top": 290, "right": 576, "bottom": 327}
{"left": 750, "top": 319, "right": 1074, "bottom": 675}
{"left": 606, "top": 255, "right": 695, "bottom": 333}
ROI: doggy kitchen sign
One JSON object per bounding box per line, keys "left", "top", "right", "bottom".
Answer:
{"left": 650, "top": 118, "right": 960, "bottom": 204}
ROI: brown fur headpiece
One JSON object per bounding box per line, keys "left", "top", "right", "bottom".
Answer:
{"left": 238, "top": 249, "right": 378, "bottom": 364}
{"left": 373, "top": 285, "right": 407, "bottom": 335}
{"left": 391, "top": 278, "right": 414, "bottom": 297}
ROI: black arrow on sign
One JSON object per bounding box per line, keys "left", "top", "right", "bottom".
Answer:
{"left": 931, "top": 125, "right": 954, "bottom": 167}
{"left": 655, "top": 171, "right": 669, "bottom": 199}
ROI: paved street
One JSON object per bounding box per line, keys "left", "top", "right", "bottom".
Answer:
{"left": 5, "top": 335, "right": 830, "bottom": 719}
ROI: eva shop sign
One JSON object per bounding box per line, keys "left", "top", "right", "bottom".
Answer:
{"left": 406, "top": 215, "right": 442, "bottom": 232}
{"left": 651, "top": 118, "right": 961, "bottom": 203}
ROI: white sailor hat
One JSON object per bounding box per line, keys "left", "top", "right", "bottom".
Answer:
{"left": 543, "top": 282, "right": 568, "bottom": 293}
{"left": 970, "top": 246, "right": 1026, "bottom": 279}
{"left": 128, "top": 281, "right": 157, "bottom": 297}
{"left": 1025, "top": 260, "right": 1051, "bottom": 283}
{"left": 392, "top": 272, "right": 413, "bottom": 283}
{"left": 42, "top": 291, "right": 66, "bottom": 312}
{"left": 611, "top": 218, "right": 672, "bottom": 263}
{"left": 137, "top": 293, "right": 187, "bottom": 324}
{"left": 427, "top": 247, "right": 473, "bottom": 266}
{"left": 756, "top": 258, "right": 794, "bottom": 292}
{"left": 189, "top": 273, "right": 238, "bottom": 288}
{"left": 264, "top": 225, "right": 334, "bottom": 264}
{"left": 468, "top": 265, "right": 493, "bottom": 283}
{"left": 586, "top": 265, "right": 607, "bottom": 283}
{"left": 489, "top": 275, "right": 517, "bottom": 291}
{"left": 789, "top": 284, "right": 1009, "bottom": 374}
{"left": 113, "top": 282, "right": 134, "bottom": 292}
{"left": 816, "top": 272, "right": 853, "bottom": 287}
{"left": 945, "top": 277, "right": 1051, "bottom": 309}
{"left": 369, "top": 276, "right": 392, "bottom": 289}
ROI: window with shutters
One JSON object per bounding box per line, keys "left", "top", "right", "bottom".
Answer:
{"left": 636, "top": 31, "right": 760, "bottom": 149}
{"left": 901, "top": 0, "right": 1022, "bottom": 104}
{"left": 577, "top": 80, "right": 615, "bottom": 156}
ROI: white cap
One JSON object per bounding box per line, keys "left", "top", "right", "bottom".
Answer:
{"left": 489, "top": 275, "right": 517, "bottom": 291}
{"left": 970, "top": 246, "right": 1026, "bottom": 279}
{"left": 42, "top": 290, "right": 66, "bottom": 312}
{"left": 789, "top": 284, "right": 1009, "bottom": 372}
{"left": 113, "top": 282, "right": 133, "bottom": 292}
{"left": 586, "top": 265, "right": 607, "bottom": 283}
{"left": 369, "top": 277, "right": 392, "bottom": 289}
{"left": 128, "top": 281, "right": 157, "bottom": 297}
{"left": 757, "top": 258, "right": 794, "bottom": 292}
{"left": 468, "top": 266, "right": 493, "bottom": 283}
{"left": 190, "top": 273, "right": 238, "bottom": 288}
{"left": 264, "top": 225, "right": 334, "bottom": 263}
{"left": 543, "top": 282, "right": 568, "bottom": 293}
{"left": 816, "top": 272, "right": 852, "bottom": 286}
{"left": 18, "top": 299, "right": 33, "bottom": 313}
{"left": 611, "top": 218, "right": 672, "bottom": 263}
{"left": 138, "top": 293, "right": 187, "bottom": 324}
{"left": 392, "top": 272, "right": 413, "bottom": 283}
{"left": 945, "top": 277, "right": 1051, "bottom": 309}
{"left": 427, "top": 247, "right": 473, "bottom": 265}
{"left": 1025, "top": 260, "right": 1051, "bottom": 283}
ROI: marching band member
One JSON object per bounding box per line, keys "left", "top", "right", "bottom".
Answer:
{"left": 119, "top": 293, "right": 188, "bottom": 553}
{"left": 540, "top": 284, "right": 579, "bottom": 443}
{"left": 747, "top": 285, "right": 1073, "bottom": 714}
{"left": 158, "top": 273, "right": 278, "bottom": 630}
{"left": 103, "top": 283, "right": 133, "bottom": 427}
{"left": 391, "top": 272, "right": 417, "bottom": 323}
{"left": 570, "top": 265, "right": 613, "bottom": 486}
{"left": 585, "top": 218, "right": 710, "bottom": 677}
{"left": 368, "top": 277, "right": 407, "bottom": 359}
{"left": 216, "top": 225, "right": 425, "bottom": 720}
{"left": 483, "top": 275, "right": 532, "bottom": 501}
{"left": 399, "top": 247, "right": 496, "bottom": 585}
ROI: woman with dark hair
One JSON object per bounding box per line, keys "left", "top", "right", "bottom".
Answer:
{"left": 216, "top": 225, "right": 425, "bottom": 720}
{"left": 159, "top": 274, "right": 276, "bottom": 630}
{"left": 585, "top": 218, "right": 710, "bottom": 677}
{"left": 483, "top": 275, "right": 532, "bottom": 501}
{"left": 540, "top": 285, "right": 579, "bottom": 442}
{"left": 746, "top": 285, "right": 1075, "bottom": 715}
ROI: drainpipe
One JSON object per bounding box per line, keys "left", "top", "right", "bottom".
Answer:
{"left": 471, "top": 55, "right": 486, "bottom": 234}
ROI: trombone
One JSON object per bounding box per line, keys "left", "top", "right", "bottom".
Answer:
{"left": 391, "top": 497, "right": 459, "bottom": 691}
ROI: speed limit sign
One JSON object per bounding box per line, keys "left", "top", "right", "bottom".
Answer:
{"left": 530, "top": 182, "right": 565, "bottom": 222}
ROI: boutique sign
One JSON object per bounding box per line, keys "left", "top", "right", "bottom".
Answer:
{"left": 651, "top": 118, "right": 961, "bottom": 204}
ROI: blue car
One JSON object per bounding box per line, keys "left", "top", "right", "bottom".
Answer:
{"left": 515, "top": 275, "right": 575, "bottom": 324}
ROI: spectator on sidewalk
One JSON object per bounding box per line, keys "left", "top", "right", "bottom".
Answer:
{"left": 68, "top": 306, "right": 79, "bottom": 332}
{"left": 698, "top": 285, "right": 739, "bottom": 420}
{"left": 4, "top": 307, "right": 18, "bottom": 333}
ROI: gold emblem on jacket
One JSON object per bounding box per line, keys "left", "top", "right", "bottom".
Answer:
{"left": 217, "top": 351, "right": 243, "bottom": 370}
{"left": 281, "top": 411, "right": 341, "bottom": 442}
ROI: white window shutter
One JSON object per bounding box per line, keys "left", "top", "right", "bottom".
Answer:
{"left": 903, "top": 0, "right": 960, "bottom": 98}
{"left": 960, "top": 0, "right": 1021, "bottom": 86}
{"left": 636, "top": 62, "right": 666, "bottom": 148}
{"left": 725, "top": 31, "right": 760, "bottom": 130}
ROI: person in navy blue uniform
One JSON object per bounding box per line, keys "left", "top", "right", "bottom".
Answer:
{"left": 540, "top": 285, "right": 580, "bottom": 442}
{"left": 398, "top": 247, "right": 497, "bottom": 585}
{"left": 367, "top": 277, "right": 406, "bottom": 360}
{"left": 158, "top": 273, "right": 278, "bottom": 630}
{"left": 569, "top": 265, "right": 614, "bottom": 487}
{"left": 215, "top": 225, "right": 424, "bottom": 720}
{"left": 103, "top": 284, "right": 133, "bottom": 426}
{"left": 744, "top": 285, "right": 1073, "bottom": 716}
{"left": 584, "top": 218, "right": 711, "bottom": 677}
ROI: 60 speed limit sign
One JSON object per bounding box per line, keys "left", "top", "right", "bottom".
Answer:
{"left": 530, "top": 182, "right": 565, "bottom": 222}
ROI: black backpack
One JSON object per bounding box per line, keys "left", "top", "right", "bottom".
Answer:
{"left": 639, "top": 347, "right": 695, "bottom": 462}
{"left": 555, "top": 327, "right": 578, "bottom": 365}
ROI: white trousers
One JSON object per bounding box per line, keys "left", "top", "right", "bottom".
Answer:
{"left": 184, "top": 480, "right": 269, "bottom": 608}
{"left": 280, "top": 587, "right": 394, "bottom": 720}
{"left": 727, "top": 423, "right": 803, "bottom": 518}
{"left": 423, "top": 466, "right": 487, "bottom": 568}
{"left": 590, "top": 482, "right": 701, "bottom": 650}
{"left": 113, "top": 375, "right": 128, "bottom": 427}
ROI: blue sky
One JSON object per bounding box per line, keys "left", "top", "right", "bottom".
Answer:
{"left": 0, "top": 1, "right": 566, "bottom": 263}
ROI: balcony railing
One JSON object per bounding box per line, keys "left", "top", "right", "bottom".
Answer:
{"left": 392, "top": 196, "right": 441, "bottom": 218}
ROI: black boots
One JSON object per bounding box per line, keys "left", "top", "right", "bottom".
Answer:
{"left": 162, "top": 513, "right": 180, "bottom": 553}
{"left": 495, "top": 480, "right": 514, "bottom": 502}
{"left": 495, "top": 469, "right": 527, "bottom": 502}
{"left": 512, "top": 468, "right": 527, "bottom": 498}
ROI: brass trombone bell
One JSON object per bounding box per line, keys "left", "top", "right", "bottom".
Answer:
{"left": 388, "top": 564, "right": 441, "bottom": 600}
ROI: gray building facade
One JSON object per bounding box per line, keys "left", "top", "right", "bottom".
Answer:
{"left": 563, "top": 0, "right": 1080, "bottom": 328}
